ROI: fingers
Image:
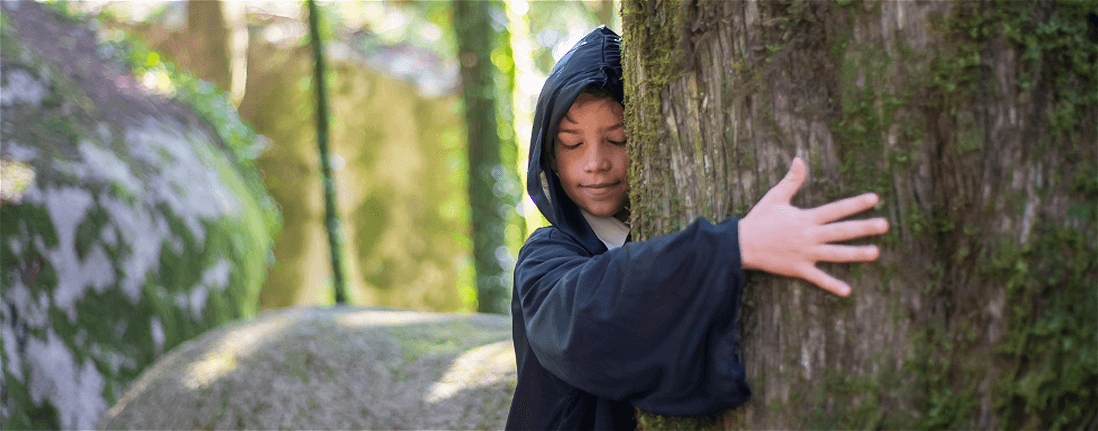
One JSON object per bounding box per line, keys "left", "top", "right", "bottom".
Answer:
{"left": 813, "top": 218, "right": 890, "bottom": 243}
{"left": 808, "top": 192, "right": 879, "bottom": 224}
{"left": 800, "top": 266, "right": 851, "bottom": 297}
{"left": 766, "top": 157, "right": 807, "bottom": 204}
{"left": 812, "top": 244, "right": 880, "bottom": 263}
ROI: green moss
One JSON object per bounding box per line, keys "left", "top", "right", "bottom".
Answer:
{"left": 622, "top": 0, "right": 685, "bottom": 239}
{"left": 87, "top": 10, "right": 279, "bottom": 239}
{"left": 389, "top": 320, "right": 510, "bottom": 365}
{"left": 795, "top": 367, "right": 891, "bottom": 429}
{"left": 985, "top": 224, "right": 1097, "bottom": 429}
{"left": 619, "top": 0, "right": 1094, "bottom": 428}
{"left": 25, "top": 400, "right": 62, "bottom": 430}
{"left": 829, "top": 41, "right": 902, "bottom": 201}
{"left": 635, "top": 409, "right": 720, "bottom": 431}
{"left": 902, "top": 2, "right": 1098, "bottom": 428}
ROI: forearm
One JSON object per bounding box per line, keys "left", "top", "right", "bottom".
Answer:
{"left": 517, "top": 217, "right": 747, "bottom": 401}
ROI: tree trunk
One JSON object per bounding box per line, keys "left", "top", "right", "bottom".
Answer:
{"left": 307, "top": 0, "right": 348, "bottom": 304}
{"left": 622, "top": 1, "right": 1096, "bottom": 429}
{"left": 454, "top": 0, "right": 519, "bottom": 314}
{"left": 185, "top": 0, "right": 232, "bottom": 91}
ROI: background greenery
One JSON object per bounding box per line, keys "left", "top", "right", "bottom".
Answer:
{"left": 73, "top": 0, "right": 617, "bottom": 312}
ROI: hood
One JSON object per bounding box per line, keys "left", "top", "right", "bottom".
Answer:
{"left": 527, "top": 26, "right": 624, "bottom": 253}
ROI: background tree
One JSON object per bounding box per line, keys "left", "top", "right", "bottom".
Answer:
{"left": 622, "top": 1, "right": 1096, "bottom": 429}
{"left": 307, "top": 0, "right": 349, "bottom": 304}
{"left": 185, "top": 0, "right": 231, "bottom": 91}
{"left": 454, "top": 0, "right": 521, "bottom": 314}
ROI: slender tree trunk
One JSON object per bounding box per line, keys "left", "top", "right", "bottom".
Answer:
{"left": 623, "top": 1, "right": 1097, "bottom": 429}
{"left": 455, "top": 0, "right": 518, "bottom": 314}
{"left": 307, "top": 0, "right": 348, "bottom": 304}
{"left": 592, "top": 0, "right": 621, "bottom": 30}
{"left": 186, "top": 0, "right": 232, "bottom": 91}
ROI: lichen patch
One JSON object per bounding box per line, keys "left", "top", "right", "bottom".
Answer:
{"left": 37, "top": 186, "right": 120, "bottom": 322}
{"left": 25, "top": 330, "right": 108, "bottom": 431}
{"left": 0, "top": 69, "right": 49, "bottom": 108}
{"left": 77, "top": 140, "right": 141, "bottom": 195}
{"left": 99, "top": 195, "right": 168, "bottom": 303}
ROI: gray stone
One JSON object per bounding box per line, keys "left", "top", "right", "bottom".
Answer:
{"left": 1, "top": 2, "right": 276, "bottom": 429}
{"left": 97, "top": 306, "right": 517, "bottom": 430}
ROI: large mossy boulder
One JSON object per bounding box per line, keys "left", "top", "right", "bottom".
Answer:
{"left": 1, "top": 2, "right": 276, "bottom": 429}
{"left": 96, "top": 306, "right": 517, "bottom": 430}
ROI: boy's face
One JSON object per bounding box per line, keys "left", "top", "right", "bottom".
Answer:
{"left": 552, "top": 93, "right": 629, "bottom": 218}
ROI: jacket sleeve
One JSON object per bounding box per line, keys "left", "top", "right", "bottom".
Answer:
{"left": 515, "top": 216, "right": 751, "bottom": 416}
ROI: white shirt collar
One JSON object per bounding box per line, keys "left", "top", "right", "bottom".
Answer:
{"left": 580, "top": 208, "right": 630, "bottom": 250}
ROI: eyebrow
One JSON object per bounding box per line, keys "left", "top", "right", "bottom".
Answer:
{"left": 557, "top": 118, "right": 624, "bottom": 135}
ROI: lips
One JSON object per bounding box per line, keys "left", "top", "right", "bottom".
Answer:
{"left": 582, "top": 181, "right": 621, "bottom": 189}
{"left": 580, "top": 181, "right": 624, "bottom": 199}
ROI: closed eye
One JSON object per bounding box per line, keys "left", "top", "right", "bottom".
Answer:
{"left": 557, "top": 140, "right": 580, "bottom": 150}
{"left": 609, "top": 140, "right": 626, "bottom": 146}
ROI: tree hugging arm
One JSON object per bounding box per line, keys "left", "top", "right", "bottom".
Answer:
{"left": 738, "top": 156, "right": 891, "bottom": 296}
{"left": 515, "top": 219, "right": 750, "bottom": 416}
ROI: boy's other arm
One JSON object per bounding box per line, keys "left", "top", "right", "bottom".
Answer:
{"left": 738, "top": 157, "right": 890, "bottom": 297}
{"left": 515, "top": 221, "right": 749, "bottom": 414}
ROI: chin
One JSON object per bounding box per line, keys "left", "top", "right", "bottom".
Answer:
{"left": 585, "top": 203, "right": 625, "bottom": 217}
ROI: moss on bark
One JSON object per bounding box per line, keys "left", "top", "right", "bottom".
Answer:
{"left": 622, "top": 0, "right": 1096, "bottom": 429}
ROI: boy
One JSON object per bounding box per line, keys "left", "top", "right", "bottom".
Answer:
{"left": 506, "top": 27, "right": 889, "bottom": 430}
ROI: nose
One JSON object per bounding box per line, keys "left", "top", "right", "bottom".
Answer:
{"left": 583, "top": 142, "right": 612, "bottom": 173}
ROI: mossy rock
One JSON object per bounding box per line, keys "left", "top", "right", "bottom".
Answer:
{"left": 0, "top": 2, "right": 275, "bottom": 429}
{"left": 96, "top": 306, "right": 517, "bottom": 430}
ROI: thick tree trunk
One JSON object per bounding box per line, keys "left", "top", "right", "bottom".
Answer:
{"left": 623, "top": 1, "right": 1096, "bottom": 429}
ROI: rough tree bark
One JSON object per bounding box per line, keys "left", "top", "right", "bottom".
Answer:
{"left": 622, "top": 1, "right": 1096, "bottom": 429}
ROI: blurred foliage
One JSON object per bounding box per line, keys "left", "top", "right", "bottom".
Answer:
{"left": 345, "top": 1, "right": 458, "bottom": 60}
{"left": 526, "top": 1, "right": 617, "bottom": 72}
{"left": 48, "top": 0, "right": 617, "bottom": 313}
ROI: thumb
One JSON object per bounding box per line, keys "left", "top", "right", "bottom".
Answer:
{"left": 770, "top": 156, "right": 806, "bottom": 203}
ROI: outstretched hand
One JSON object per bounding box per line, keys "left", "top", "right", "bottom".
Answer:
{"left": 738, "top": 157, "right": 889, "bottom": 296}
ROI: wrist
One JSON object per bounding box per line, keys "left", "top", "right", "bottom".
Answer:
{"left": 737, "top": 218, "right": 757, "bottom": 271}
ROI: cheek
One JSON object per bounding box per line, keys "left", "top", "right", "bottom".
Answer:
{"left": 556, "top": 151, "right": 580, "bottom": 182}
{"left": 613, "top": 146, "right": 630, "bottom": 171}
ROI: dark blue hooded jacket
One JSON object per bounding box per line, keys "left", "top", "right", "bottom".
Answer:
{"left": 506, "top": 26, "right": 751, "bottom": 431}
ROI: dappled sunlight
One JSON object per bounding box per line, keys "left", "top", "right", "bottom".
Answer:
{"left": 334, "top": 307, "right": 456, "bottom": 329}
{"left": 425, "top": 340, "right": 515, "bottom": 404}
{"left": 99, "top": 307, "right": 515, "bottom": 429}
{"left": 181, "top": 312, "right": 298, "bottom": 390}
{"left": 139, "top": 63, "right": 176, "bottom": 96}
{"left": 0, "top": 160, "right": 36, "bottom": 203}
